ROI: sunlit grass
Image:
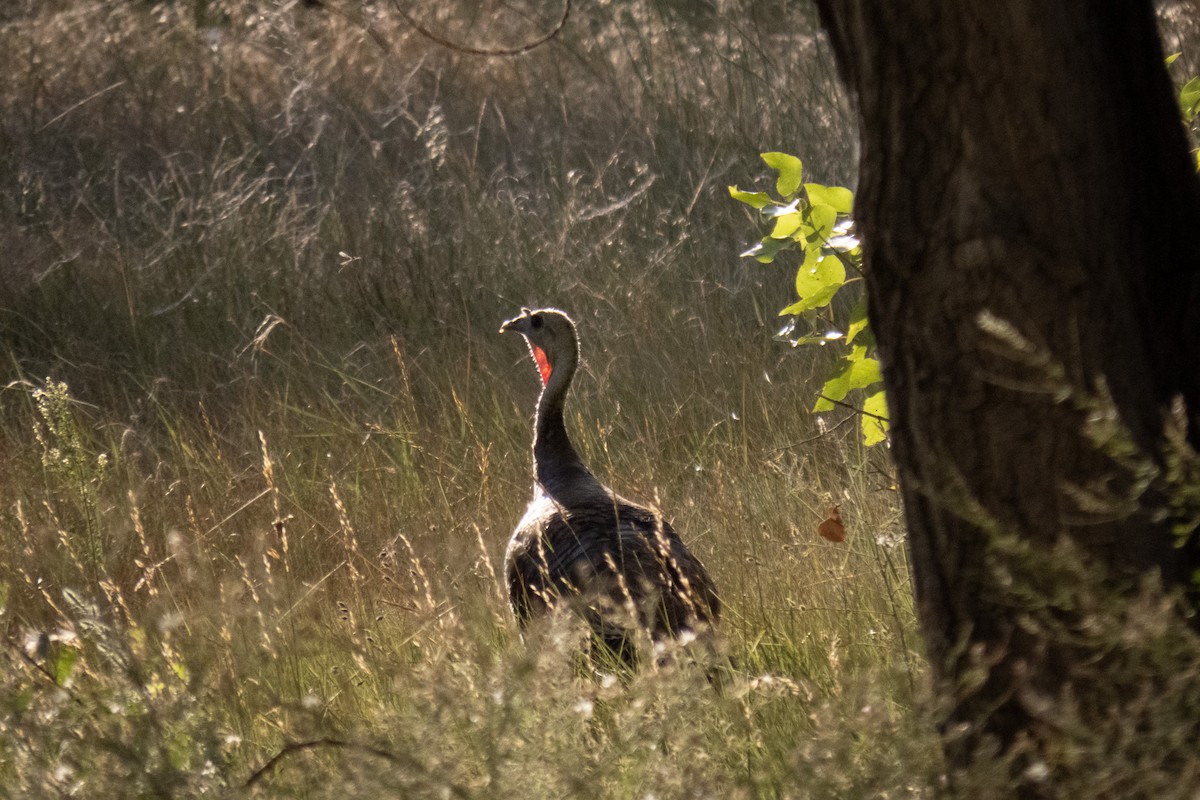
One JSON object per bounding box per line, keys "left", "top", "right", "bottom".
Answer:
{"left": 0, "top": 2, "right": 942, "bottom": 796}
{"left": 1, "top": 359, "right": 932, "bottom": 796}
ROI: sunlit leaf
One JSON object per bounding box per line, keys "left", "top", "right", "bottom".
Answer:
{"left": 813, "top": 360, "right": 852, "bottom": 411}
{"left": 1180, "top": 76, "right": 1200, "bottom": 122}
{"left": 780, "top": 251, "right": 845, "bottom": 315}
{"left": 861, "top": 390, "right": 890, "bottom": 446}
{"left": 1167, "top": 52, "right": 1182, "bottom": 66}
{"left": 804, "top": 183, "right": 854, "bottom": 214}
{"left": 728, "top": 186, "right": 772, "bottom": 209}
{"left": 761, "top": 152, "right": 804, "bottom": 197}
{"left": 769, "top": 211, "right": 804, "bottom": 239}
{"left": 813, "top": 352, "right": 881, "bottom": 411}
{"left": 846, "top": 296, "right": 869, "bottom": 345}
{"left": 809, "top": 203, "right": 837, "bottom": 240}
{"left": 848, "top": 355, "right": 882, "bottom": 389}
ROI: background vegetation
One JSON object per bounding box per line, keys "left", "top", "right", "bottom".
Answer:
{"left": 1, "top": 1, "right": 1195, "bottom": 797}
{"left": 0, "top": 2, "right": 931, "bottom": 795}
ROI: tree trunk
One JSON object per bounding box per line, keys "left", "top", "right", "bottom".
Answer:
{"left": 813, "top": 0, "right": 1200, "bottom": 788}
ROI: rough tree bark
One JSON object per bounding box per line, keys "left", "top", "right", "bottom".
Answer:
{"left": 813, "top": 0, "right": 1200, "bottom": 788}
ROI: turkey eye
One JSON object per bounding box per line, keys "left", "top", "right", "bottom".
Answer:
{"left": 530, "top": 315, "right": 543, "bottom": 330}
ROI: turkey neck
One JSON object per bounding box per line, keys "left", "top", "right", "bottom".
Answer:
{"left": 532, "top": 340, "right": 603, "bottom": 501}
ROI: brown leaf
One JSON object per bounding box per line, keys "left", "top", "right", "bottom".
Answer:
{"left": 817, "top": 505, "right": 845, "bottom": 543}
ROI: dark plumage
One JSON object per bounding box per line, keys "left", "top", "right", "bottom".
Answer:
{"left": 500, "top": 307, "right": 719, "bottom": 664}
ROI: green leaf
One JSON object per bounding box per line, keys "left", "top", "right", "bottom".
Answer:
{"left": 795, "top": 252, "right": 845, "bottom": 298}
{"left": 813, "top": 352, "right": 881, "bottom": 411}
{"left": 761, "top": 152, "right": 804, "bottom": 197}
{"left": 804, "top": 183, "right": 854, "bottom": 214}
{"left": 861, "top": 390, "right": 890, "bottom": 445}
{"left": 728, "top": 186, "right": 773, "bottom": 209}
{"left": 813, "top": 360, "right": 852, "bottom": 411}
{"left": 781, "top": 252, "right": 845, "bottom": 314}
{"left": 809, "top": 203, "right": 837, "bottom": 240}
{"left": 1167, "top": 52, "right": 1182, "bottom": 66}
{"left": 1180, "top": 76, "right": 1200, "bottom": 122}
{"left": 54, "top": 647, "right": 79, "bottom": 686}
{"left": 848, "top": 356, "right": 882, "bottom": 389}
{"left": 769, "top": 211, "right": 804, "bottom": 240}
{"left": 846, "top": 296, "right": 869, "bottom": 345}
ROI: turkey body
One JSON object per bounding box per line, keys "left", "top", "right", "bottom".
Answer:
{"left": 500, "top": 307, "right": 719, "bottom": 664}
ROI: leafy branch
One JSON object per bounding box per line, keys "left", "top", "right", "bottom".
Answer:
{"left": 730, "top": 153, "right": 889, "bottom": 446}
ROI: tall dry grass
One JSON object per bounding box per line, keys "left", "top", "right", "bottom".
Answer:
{"left": 0, "top": 1, "right": 935, "bottom": 796}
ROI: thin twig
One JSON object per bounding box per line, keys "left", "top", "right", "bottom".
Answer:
{"left": 769, "top": 414, "right": 856, "bottom": 453}
{"left": 818, "top": 394, "right": 889, "bottom": 422}
{"left": 391, "top": 0, "right": 571, "bottom": 57}
{"left": 38, "top": 81, "right": 126, "bottom": 132}
{"left": 865, "top": 455, "right": 899, "bottom": 491}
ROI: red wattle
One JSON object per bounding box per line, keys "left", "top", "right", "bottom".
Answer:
{"left": 531, "top": 345, "right": 553, "bottom": 385}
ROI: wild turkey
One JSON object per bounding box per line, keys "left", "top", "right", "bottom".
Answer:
{"left": 500, "top": 307, "right": 720, "bottom": 665}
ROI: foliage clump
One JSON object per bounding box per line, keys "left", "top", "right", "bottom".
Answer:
{"left": 732, "top": 154, "right": 887, "bottom": 446}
